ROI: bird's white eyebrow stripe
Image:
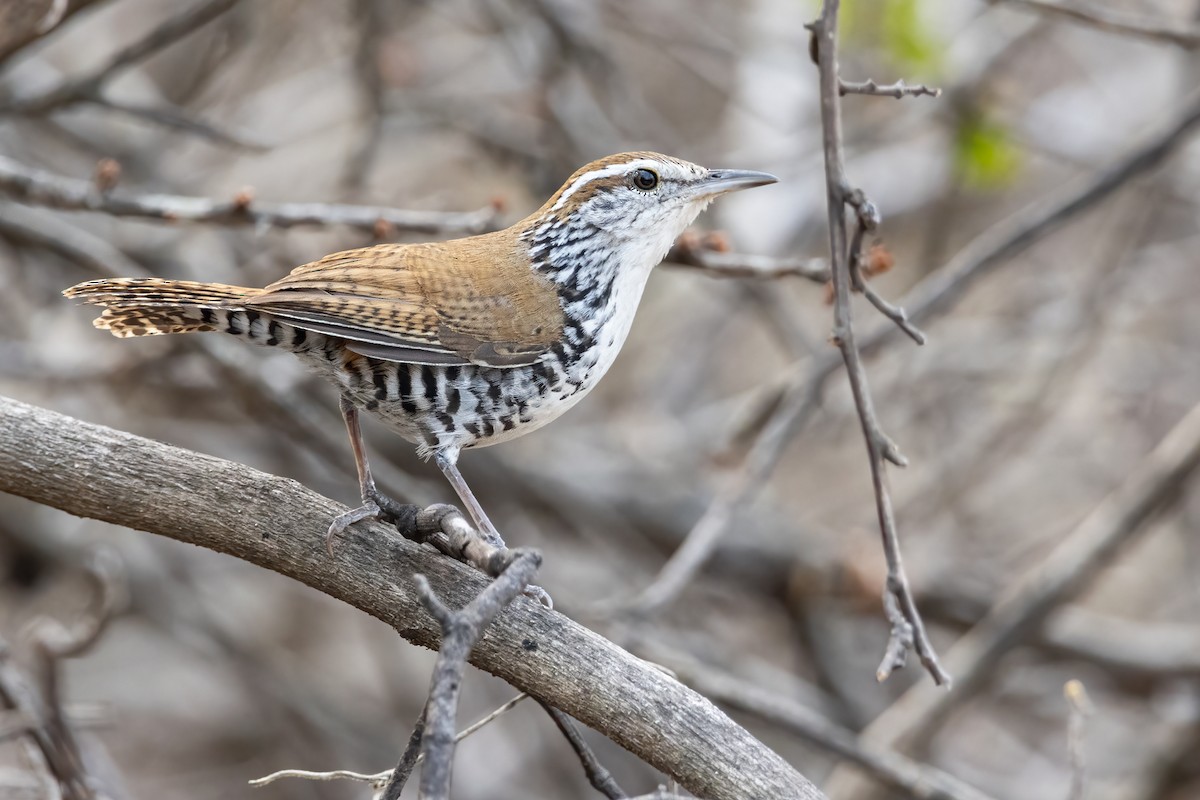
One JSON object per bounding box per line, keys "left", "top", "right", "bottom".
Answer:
{"left": 551, "top": 159, "right": 660, "bottom": 211}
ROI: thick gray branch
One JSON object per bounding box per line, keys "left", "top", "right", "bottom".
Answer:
{"left": 0, "top": 395, "right": 825, "bottom": 800}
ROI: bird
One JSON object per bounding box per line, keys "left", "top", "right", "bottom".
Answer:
{"left": 64, "top": 152, "right": 777, "bottom": 554}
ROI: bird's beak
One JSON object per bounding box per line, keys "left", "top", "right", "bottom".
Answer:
{"left": 692, "top": 168, "right": 779, "bottom": 197}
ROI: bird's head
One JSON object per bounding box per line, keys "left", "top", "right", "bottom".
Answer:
{"left": 530, "top": 152, "right": 778, "bottom": 269}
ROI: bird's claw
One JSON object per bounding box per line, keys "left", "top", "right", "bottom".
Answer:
{"left": 524, "top": 584, "right": 554, "bottom": 609}
{"left": 325, "top": 499, "right": 382, "bottom": 556}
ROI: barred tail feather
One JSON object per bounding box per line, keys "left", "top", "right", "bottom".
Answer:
{"left": 63, "top": 278, "right": 259, "bottom": 338}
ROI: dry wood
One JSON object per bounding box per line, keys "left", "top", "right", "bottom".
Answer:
{"left": 0, "top": 395, "right": 826, "bottom": 800}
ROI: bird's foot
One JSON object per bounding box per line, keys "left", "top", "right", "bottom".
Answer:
{"left": 326, "top": 500, "right": 380, "bottom": 555}
{"left": 524, "top": 584, "right": 554, "bottom": 608}
{"left": 325, "top": 486, "right": 418, "bottom": 556}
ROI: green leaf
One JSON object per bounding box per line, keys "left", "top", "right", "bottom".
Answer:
{"left": 954, "top": 113, "right": 1023, "bottom": 189}
{"left": 842, "top": 0, "right": 943, "bottom": 76}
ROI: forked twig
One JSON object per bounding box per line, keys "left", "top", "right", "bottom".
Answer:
{"left": 810, "top": 0, "right": 949, "bottom": 686}
{"left": 825, "top": 401, "right": 1200, "bottom": 797}
{"left": 415, "top": 550, "right": 541, "bottom": 799}
{"left": 251, "top": 694, "right": 532, "bottom": 793}
{"left": 0, "top": 551, "right": 128, "bottom": 800}
{"left": 0, "top": 0, "right": 257, "bottom": 148}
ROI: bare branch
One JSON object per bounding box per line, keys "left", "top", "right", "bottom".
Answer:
{"left": 254, "top": 695, "right": 532, "bottom": 795}
{"left": 0, "top": 156, "right": 500, "bottom": 235}
{"left": 0, "top": 554, "right": 127, "bottom": 800}
{"left": 0, "top": 395, "right": 827, "bottom": 800}
{"left": 826, "top": 400, "right": 1200, "bottom": 796}
{"left": 848, "top": 225, "right": 926, "bottom": 345}
{"left": 810, "top": 0, "right": 948, "bottom": 685}
{"left": 995, "top": 0, "right": 1200, "bottom": 49}
{"left": 665, "top": 234, "right": 829, "bottom": 283}
{"left": 656, "top": 647, "right": 999, "bottom": 800}
{"left": 341, "top": 0, "right": 388, "bottom": 189}
{"left": 90, "top": 97, "right": 266, "bottom": 151}
{"left": 0, "top": 643, "right": 93, "bottom": 800}
{"left": 1042, "top": 609, "right": 1200, "bottom": 680}
{"left": 619, "top": 374, "right": 823, "bottom": 616}
{"left": 378, "top": 707, "right": 425, "bottom": 800}
{"left": 415, "top": 550, "right": 540, "bottom": 799}
{"left": 0, "top": 0, "right": 239, "bottom": 116}
{"left": 0, "top": 0, "right": 104, "bottom": 68}
{"left": 839, "top": 78, "right": 942, "bottom": 99}
{"left": 249, "top": 768, "right": 389, "bottom": 789}
{"left": 540, "top": 703, "right": 627, "bottom": 799}
{"left": 628, "top": 80, "right": 1200, "bottom": 650}
{"left": 1064, "top": 680, "right": 1092, "bottom": 800}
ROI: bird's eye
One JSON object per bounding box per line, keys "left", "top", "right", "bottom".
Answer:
{"left": 631, "top": 168, "right": 659, "bottom": 191}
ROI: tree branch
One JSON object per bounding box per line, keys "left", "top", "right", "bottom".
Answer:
{"left": 665, "top": 234, "right": 829, "bottom": 283}
{"left": 825, "top": 400, "right": 1200, "bottom": 797}
{"left": 0, "top": 395, "right": 826, "bottom": 800}
{"left": 0, "top": 0, "right": 104, "bottom": 69}
{"left": 414, "top": 554, "right": 540, "bottom": 799}
{"left": 995, "top": 0, "right": 1200, "bottom": 49}
{"left": 656, "top": 648, "right": 999, "bottom": 800}
{"left": 839, "top": 79, "right": 941, "bottom": 99}
{"left": 0, "top": 0, "right": 239, "bottom": 116}
{"left": 810, "top": 0, "right": 947, "bottom": 685}
{"left": 0, "top": 156, "right": 500, "bottom": 235}
{"left": 627, "top": 85, "right": 1200, "bottom": 647}
{"left": 540, "top": 703, "right": 627, "bottom": 799}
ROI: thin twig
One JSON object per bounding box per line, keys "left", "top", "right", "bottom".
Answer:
{"left": 655, "top": 647, "right": 999, "bottom": 800}
{"left": 0, "top": 646, "right": 88, "bottom": 800}
{"left": 811, "top": 0, "right": 948, "bottom": 685}
{"left": 0, "top": 156, "right": 500, "bottom": 235}
{"left": 620, "top": 373, "right": 824, "bottom": 616}
{"left": 0, "top": 0, "right": 104, "bottom": 68}
{"left": 624, "top": 28, "right": 1200, "bottom": 672}
{"left": 27, "top": 551, "right": 125, "bottom": 766}
{"left": 0, "top": 0, "right": 257, "bottom": 149}
{"left": 848, "top": 224, "right": 926, "bottom": 345}
{"left": 251, "top": 694, "right": 531, "bottom": 793}
{"left": 249, "top": 768, "right": 390, "bottom": 788}
{"left": 415, "top": 550, "right": 542, "bottom": 800}
{"left": 1064, "top": 680, "right": 1092, "bottom": 800}
{"left": 0, "top": 0, "right": 239, "bottom": 116}
{"left": 379, "top": 707, "right": 426, "bottom": 800}
{"left": 995, "top": 0, "right": 1200, "bottom": 48}
{"left": 92, "top": 97, "right": 265, "bottom": 151}
{"left": 540, "top": 702, "right": 627, "bottom": 799}
{"left": 839, "top": 78, "right": 942, "bottom": 99}
{"left": 825, "top": 400, "right": 1200, "bottom": 797}
{"left": 665, "top": 235, "right": 829, "bottom": 284}
{"left": 341, "top": 0, "right": 388, "bottom": 189}
{"left": 0, "top": 553, "right": 127, "bottom": 800}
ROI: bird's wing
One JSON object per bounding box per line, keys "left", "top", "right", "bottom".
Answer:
{"left": 246, "top": 238, "right": 565, "bottom": 368}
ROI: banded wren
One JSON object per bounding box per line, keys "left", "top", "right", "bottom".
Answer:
{"left": 65, "top": 152, "right": 777, "bottom": 551}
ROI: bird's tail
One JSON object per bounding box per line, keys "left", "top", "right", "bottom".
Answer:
{"left": 63, "top": 278, "right": 260, "bottom": 338}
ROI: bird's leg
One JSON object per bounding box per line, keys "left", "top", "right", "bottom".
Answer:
{"left": 433, "top": 449, "right": 553, "bottom": 608}
{"left": 326, "top": 396, "right": 412, "bottom": 554}
{"left": 433, "top": 449, "right": 506, "bottom": 550}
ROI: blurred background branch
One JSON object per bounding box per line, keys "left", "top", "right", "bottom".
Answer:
{"left": 2, "top": 0, "right": 1200, "bottom": 798}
